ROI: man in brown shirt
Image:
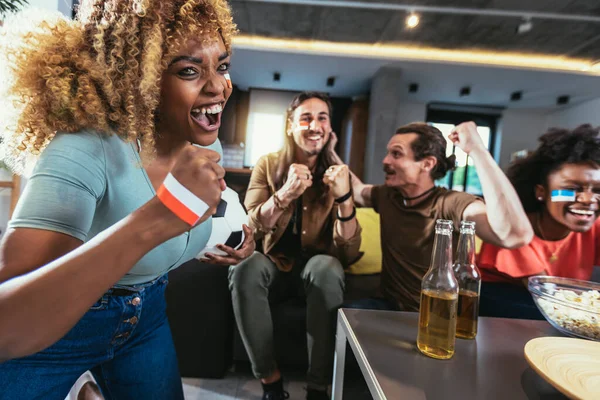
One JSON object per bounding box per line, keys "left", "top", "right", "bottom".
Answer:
{"left": 338, "top": 122, "right": 533, "bottom": 312}
{"left": 229, "top": 92, "right": 361, "bottom": 400}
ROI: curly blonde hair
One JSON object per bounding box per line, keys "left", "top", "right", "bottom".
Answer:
{"left": 0, "top": 0, "right": 237, "bottom": 174}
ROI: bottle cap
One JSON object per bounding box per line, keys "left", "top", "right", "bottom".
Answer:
{"left": 435, "top": 219, "right": 454, "bottom": 235}
{"left": 460, "top": 220, "right": 476, "bottom": 234}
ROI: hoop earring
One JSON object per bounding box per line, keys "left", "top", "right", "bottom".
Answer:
{"left": 537, "top": 197, "right": 543, "bottom": 201}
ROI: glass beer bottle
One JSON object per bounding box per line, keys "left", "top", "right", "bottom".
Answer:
{"left": 417, "top": 219, "right": 459, "bottom": 360}
{"left": 453, "top": 220, "right": 481, "bottom": 340}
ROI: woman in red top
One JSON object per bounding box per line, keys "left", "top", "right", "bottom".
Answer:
{"left": 478, "top": 124, "right": 600, "bottom": 319}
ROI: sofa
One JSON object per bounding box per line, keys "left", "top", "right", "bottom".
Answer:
{"left": 165, "top": 208, "right": 383, "bottom": 378}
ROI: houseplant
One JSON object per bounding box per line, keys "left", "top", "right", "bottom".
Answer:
{"left": 0, "top": 0, "right": 28, "bottom": 19}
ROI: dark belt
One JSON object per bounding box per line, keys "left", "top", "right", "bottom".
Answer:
{"left": 109, "top": 287, "right": 138, "bottom": 296}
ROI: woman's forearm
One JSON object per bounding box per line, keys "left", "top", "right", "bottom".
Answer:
{"left": 0, "top": 198, "right": 185, "bottom": 361}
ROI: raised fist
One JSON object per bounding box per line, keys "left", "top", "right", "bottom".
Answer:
{"left": 323, "top": 164, "right": 351, "bottom": 199}
{"left": 448, "top": 121, "right": 486, "bottom": 155}
{"left": 167, "top": 145, "right": 226, "bottom": 226}
{"left": 278, "top": 163, "right": 313, "bottom": 205}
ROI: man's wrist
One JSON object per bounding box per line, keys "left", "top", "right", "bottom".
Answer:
{"left": 334, "top": 189, "right": 352, "bottom": 204}
{"left": 338, "top": 199, "right": 355, "bottom": 216}
{"left": 275, "top": 190, "right": 293, "bottom": 209}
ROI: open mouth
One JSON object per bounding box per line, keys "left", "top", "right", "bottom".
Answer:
{"left": 305, "top": 134, "right": 323, "bottom": 143}
{"left": 566, "top": 207, "right": 597, "bottom": 222}
{"left": 191, "top": 102, "right": 223, "bottom": 132}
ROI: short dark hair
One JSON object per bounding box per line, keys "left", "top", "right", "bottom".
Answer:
{"left": 394, "top": 122, "right": 456, "bottom": 180}
{"left": 508, "top": 124, "right": 600, "bottom": 213}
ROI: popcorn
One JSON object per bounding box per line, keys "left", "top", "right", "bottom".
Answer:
{"left": 537, "top": 289, "right": 600, "bottom": 340}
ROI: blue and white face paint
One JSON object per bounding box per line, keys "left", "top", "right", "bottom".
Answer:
{"left": 551, "top": 189, "right": 576, "bottom": 202}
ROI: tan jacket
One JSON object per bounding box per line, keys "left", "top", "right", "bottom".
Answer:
{"left": 245, "top": 152, "right": 362, "bottom": 272}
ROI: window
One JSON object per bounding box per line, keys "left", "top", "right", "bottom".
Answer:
{"left": 241, "top": 89, "right": 351, "bottom": 167}
{"left": 244, "top": 112, "right": 285, "bottom": 166}
{"left": 243, "top": 89, "right": 296, "bottom": 167}
{"left": 427, "top": 107, "right": 499, "bottom": 197}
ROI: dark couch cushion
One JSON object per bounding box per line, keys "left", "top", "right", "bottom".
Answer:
{"left": 166, "top": 260, "right": 234, "bottom": 378}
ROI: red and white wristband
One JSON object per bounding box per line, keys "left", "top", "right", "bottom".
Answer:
{"left": 156, "top": 173, "right": 209, "bottom": 226}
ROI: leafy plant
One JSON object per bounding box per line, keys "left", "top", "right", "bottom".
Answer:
{"left": 0, "top": 0, "right": 29, "bottom": 18}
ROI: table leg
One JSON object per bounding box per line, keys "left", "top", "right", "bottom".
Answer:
{"left": 331, "top": 318, "right": 347, "bottom": 400}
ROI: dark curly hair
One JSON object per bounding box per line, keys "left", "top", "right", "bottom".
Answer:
{"left": 395, "top": 122, "right": 457, "bottom": 180}
{"left": 508, "top": 124, "right": 600, "bottom": 213}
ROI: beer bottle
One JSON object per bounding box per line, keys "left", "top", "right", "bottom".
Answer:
{"left": 453, "top": 220, "right": 481, "bottom": 340}
{"left": 417, "top": 219, "right": 459, "bottom": 359}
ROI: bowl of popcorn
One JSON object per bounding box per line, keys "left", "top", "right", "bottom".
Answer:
{"left": 528, "top": 276, "right": 600, "bottom": 341}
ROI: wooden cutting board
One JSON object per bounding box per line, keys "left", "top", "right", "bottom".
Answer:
{"left": 524, "top": 337, "right": 600, "bottom": 400}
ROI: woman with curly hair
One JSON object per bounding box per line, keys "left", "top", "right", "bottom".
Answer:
{"left": 0, "top": 0, "right": 254, "bottom": 398}
{"left": 478, "top": 124, "right": 600, "bottom": 319}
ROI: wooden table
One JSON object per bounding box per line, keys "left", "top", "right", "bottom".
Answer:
{"left": 332, "top": 309, "right": 567, "bottom": 400}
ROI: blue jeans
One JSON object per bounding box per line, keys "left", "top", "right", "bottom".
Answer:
{"left": 0, "top": 275, "right": 184, "bottom": 400}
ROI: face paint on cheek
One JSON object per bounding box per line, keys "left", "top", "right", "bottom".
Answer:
{"left": 224, "top": 73, "right": 232, "bottom": 89}
{"left": 551, "top": 189, "right": 576, "bottom": 202}
{"left": 298, "top": 121, "right": 309, "bottom": 131}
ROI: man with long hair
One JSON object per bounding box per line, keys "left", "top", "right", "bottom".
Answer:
{"left": 229, "top": 92, "right": 361, "bottom": 400}
{"left": 331, "top": 122, "right": 533, "bottom": 312}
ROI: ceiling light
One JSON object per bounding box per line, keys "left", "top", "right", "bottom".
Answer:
{"left": 233, "top": 35, "right": 600, "bottom": 75}
{"left": 460, "top": 86, "right": 471, "bottom": 97}
{"left": 589, "top": 61, "right": 600, "bottom": 72}
{"left": 406, "top": 13, "right": 419, "bottom": 29}
{"left": 326, "top": 76, "right": 336, "bottom": 87}
{"left": 516, "top": 17, "right": 533, "bottom": 34}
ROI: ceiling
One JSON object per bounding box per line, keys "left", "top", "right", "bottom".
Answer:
{"left": 228, "top": 0, "right": 600, "bottom": 108}
{"left": 229, "top": 48, "right": 600, "bottom": 109}
{"left": 230, "top": 0, "right": 600, "bottom": 60}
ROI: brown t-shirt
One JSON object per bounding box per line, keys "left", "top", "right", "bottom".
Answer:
{"left": 371, "top": 185, "right": 478, "bottom": 311}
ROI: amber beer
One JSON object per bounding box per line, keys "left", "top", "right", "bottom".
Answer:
{"left": 456, "top": 289, "right": 479, "bottom": 339}
{"left": 417, "top": 219, "right": 459, "bottom": 360}
{"left": 418, "top": 289, "right": 458, "bottom": 359}
{"left": 453, "top": 221, "right": 481, "bottom": 340}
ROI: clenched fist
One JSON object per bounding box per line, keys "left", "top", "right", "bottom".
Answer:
{"left": 323, "top": 164, "right": 351, "bottom": 199}
{"left": 166, "top": 145, "right": 226, "bottom": 228}
{"left": 277, "top": 163, "right": 313, "bottom": 206}
{"left": 448, "top": 121, "right": 486, "bottom": 155}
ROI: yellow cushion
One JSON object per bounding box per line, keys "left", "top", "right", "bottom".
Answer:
{"left": 346, "top": 207, "right": 382, "bottom": 275}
